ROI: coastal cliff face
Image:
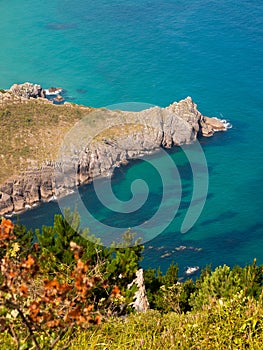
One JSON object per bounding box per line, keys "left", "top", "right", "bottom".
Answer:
{"left": 0, "top": 87, "right": 226, "bottom": 215}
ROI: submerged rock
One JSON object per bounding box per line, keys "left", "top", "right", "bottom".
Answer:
{"left": 54, "top": 94, "right": 64, "bottom": 103}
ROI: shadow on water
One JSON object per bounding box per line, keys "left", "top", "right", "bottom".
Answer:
{"left": 76, "top": 88, "right": 87, "bottom": 94}
{"left": 178, "top": 193, "right": 214, "bottom": 210}
{"left": 46, "top": 23, "right": 77, "bottom": 30}
{"left": 14, "top": 201, "right": 61, "bottom": 230}
{"left": 199, "top": 210, "right": 238, "bottom": 226}
{"left": 88, "top": 191, "right": 162, "bottom": 228}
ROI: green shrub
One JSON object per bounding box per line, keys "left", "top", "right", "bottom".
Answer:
{"left": 1, "top": 215, "right": 263, "bottom": 349}
{"left": 190, "top": 260, "right": 263, "bottom": 310}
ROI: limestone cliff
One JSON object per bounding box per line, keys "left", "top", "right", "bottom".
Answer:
{"left": 0, "top": 88, "right": 226, "bottom": 215}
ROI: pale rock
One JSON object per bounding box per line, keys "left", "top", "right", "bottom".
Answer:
{"left": 128, "top": 269, "right": 150, "bottom": 312}
{"left": 9, "top": 82, "right": 46, "bottom": 99}
{"left": 0, "top": 192, "right": 13, "bottom": 215}
{"left": 200, "top": 116, "right": 226, "bottom": 137}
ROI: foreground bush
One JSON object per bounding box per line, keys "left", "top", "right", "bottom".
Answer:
{"left": 0, "top": 215, "right": 262, "bottom": 349}
{"left": 2, "top": 294, "right": 261, "bottom": 350}
{"left": 0, "top": 216, "right": 141, "bottom": 349}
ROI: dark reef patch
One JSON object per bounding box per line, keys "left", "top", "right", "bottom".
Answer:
{"left": 46, "top": 23, "right": 77, "bottom": 31}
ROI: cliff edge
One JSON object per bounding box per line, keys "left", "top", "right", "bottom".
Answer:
{"left": 0, "top": 83, "right": 226, "bottom": 215}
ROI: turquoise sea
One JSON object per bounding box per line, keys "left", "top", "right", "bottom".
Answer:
{"left": 1, "top": 0, "right": 262, "bottom": 275}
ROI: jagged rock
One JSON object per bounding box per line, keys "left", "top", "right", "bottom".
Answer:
{"left": 24, "top": 175, "right": 41, "bottom": 204}
{"left": 39, "top": 169, "right": 54, "bottom": 200}
{"left": 12, "top": 195, "right": 25, "bottom": 212}
{"left": 204, "top": 116, "right": 226, "bottom": 130}
{"left": 0, "top": 182, "right": 13, "bottom": 196}
{"left": 47, "top": 87, "right": 62, "bottom": 93}
{"left": 0, "top": 166, "right": 54, "bottom": 215}
{"left": 9, "top": 82, "right": 46, "bottom": 99}
{"left": 200, "top": 116, "right": 226, "bottom": 137}
{"left": 0, "top": 192, "right": 13, "bottom": 214}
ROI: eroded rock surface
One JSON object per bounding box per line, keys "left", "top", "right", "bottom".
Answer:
{"left": 0, "top": 96, "right": 226, "bottom": 215}
{"left": 9, "top": 82, "right": 46, "bottom": 99}
{"left": 200, "top": 116, "right": 227, "bottom": 137}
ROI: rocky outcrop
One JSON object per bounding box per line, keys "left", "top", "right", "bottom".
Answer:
{"left": 9, "top": 82, "right": 46, "bottom": 99}
{"left": 0, "top": 83, "right": 52, "bottom": 105}
{"left": 200, "top": 116, "right": 227, "bottom": 137}
{"left": 0, "top": 167, "right": 54, "bottom": 215}
{"left": 0, "top": 96, "right": 226, "bottom": 215}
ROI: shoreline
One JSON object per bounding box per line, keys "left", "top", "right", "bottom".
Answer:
{"left": 0, "top": 84, "right": 228, "bottom": 217}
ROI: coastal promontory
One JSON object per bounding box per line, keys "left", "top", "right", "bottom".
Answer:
{"left": 0, "top": 83, "right": 226, "bottom": 215}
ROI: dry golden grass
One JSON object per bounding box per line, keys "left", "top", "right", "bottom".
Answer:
{"left": 0, "top": 100, "right": 93, "bottom": 183}
{"left": 0, "top": 99, "right": 154, "bottom": 185}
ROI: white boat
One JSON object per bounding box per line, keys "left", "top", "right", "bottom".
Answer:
{"left": 185, "top": 266, "right": 199, "bottom": 275}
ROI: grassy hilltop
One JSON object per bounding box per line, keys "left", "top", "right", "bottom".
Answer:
{"left": 0, "top": 99, "right": 92, "bottom": 184}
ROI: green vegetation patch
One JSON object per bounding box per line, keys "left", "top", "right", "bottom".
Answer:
{"left": 0, "top": 213, "right": 262, "bottom": 349}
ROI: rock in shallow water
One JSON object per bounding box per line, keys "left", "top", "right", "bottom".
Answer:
{"left": 200, "top": 116, "right": 227, "bottom": 137}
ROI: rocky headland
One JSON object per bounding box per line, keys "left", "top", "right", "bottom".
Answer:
{"left": 0, "top": 83, "right": 227, "bottom": 215}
